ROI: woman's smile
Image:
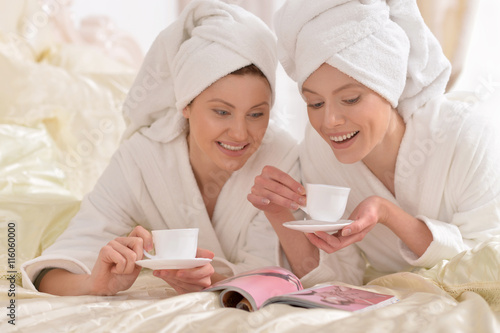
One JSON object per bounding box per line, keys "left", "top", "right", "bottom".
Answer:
{"left": 216, "top": 140, "right": 250, "bottom": 156}
{"left": 328, "top": 130, "right": 360, "bottom": 149}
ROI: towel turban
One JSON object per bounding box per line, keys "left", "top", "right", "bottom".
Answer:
{"left": 275, "top": 0, "right": 451, "bottom": 121}
{"left": 122, "top": 0, "right": 277, "bottom": 142}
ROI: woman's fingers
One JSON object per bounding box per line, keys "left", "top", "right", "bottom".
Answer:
{"left": 153, "top": 264, "right": 214, "bottom": 294}
{"left": 247, "top": 192, "right": 271, "bottom": 209}
{"left": 116, "top": 236, "right": 145, "bottom": 259}
{"left": 196, "top": 248, "right": 215, "bottom": 259}
{"left": 100, "top": 238, "right": 142, "bottom": 274}
{"left": 261, "top": 165, "right": 305, "bottom": 195}
{"left": 160, "top": 263, "right": 214, "bottom": 283}
{"left": 252, "top": 180, "right": 304, "bottom": 209}
{"left": 128, "top": 225, "right": 153, "bottom": 252}
{"left": 251, "top": 166, "right": 306, "bottom": 209}
{"left": 305, "top": 232, "right": 340, "bottom": 253}
{"left": 176, "top": 263, "right": 215, "bottom": 281}
{"left": 164, "top": 278, "right": 206, "bottom": 294}
{"left": 305, "top": 228, "right": 366, "bottom": 254}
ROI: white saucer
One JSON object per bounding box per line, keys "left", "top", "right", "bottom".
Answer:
{"left": 283, "top": 219, "right": 353, "bottom": 233}
{"left": 136, "top": 258, "right": 212, "bottom": 270}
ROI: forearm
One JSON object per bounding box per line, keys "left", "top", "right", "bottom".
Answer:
{"left": 265, "top": 210, "right": 319, "bottom": 278}
{"left": 382, "top": 200, "right": 433, "bottom": 257}
{"left": 38, "top": 268, "right": 93, "bottom": 296}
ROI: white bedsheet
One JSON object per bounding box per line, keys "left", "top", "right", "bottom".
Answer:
{"left": 3, "top": 242, "right": 500, "bottom": 333}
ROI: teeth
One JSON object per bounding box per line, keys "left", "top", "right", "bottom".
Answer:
{"left": 219, "top": 142, "right": 245, "bottom": 151}
{"left": 329, "top": 131, "right": 359, "bottom": 142}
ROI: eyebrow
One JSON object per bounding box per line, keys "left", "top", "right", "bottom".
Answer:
{"left": 250, "top": 101, "right": 270, "bottom": 109}
{"left": 208, "top": 99, "right": 269, "bottom": 109}
{"left": 208, "top": 99, "right": 235, "bottom": 108}
{"left": 302, "top": 83, "right": 363, "bottom": 95}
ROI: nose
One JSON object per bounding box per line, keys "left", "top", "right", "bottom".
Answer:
{"left": 323, "top": 103, "right": 345, "bottom": 128}
{"left": 228, "top": 116, "right": 248, "bottom": 141}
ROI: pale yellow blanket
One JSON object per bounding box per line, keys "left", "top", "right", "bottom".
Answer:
{"left": 2, "top": 240, "right": 500, "bottom": 332}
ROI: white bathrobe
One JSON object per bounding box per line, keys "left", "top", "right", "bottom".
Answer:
{"left": 300, "top": 93, "right": 500, "bottom": 283}
{"left": 21, "top": 123, "right": 300, "bottom": 290}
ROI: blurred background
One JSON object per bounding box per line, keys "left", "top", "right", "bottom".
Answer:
{"left": 2, "top": 0, "right": 498, "bottom": 142}
{"left": 68, "top": 0, "right": 500, "bottom": 141}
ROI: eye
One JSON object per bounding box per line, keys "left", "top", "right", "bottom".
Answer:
{"left": 213, "top": 109, "right": 229, "bottom": 116}
{"left": 307, "top": 101, "right": 324, "bottom": 109}
{"left": 248, "top": 112, "right": 265, "bottom": 118}
{"left": 343, "top": 96, "right": 360, "bottom": 105}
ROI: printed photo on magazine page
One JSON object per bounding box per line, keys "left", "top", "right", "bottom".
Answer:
{"left": 204, "top": 266, "right": 398, "bottom": 312}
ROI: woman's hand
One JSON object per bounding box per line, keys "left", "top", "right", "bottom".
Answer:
{"left": 152, "top": 248, "right": 215, "bottom": 294}
{"left": 86, "top": 225, "right": 153, "bottom": 295}
{"left": 248, "top": 166, "right": 319, "bottom": 277}
{"left": 305, "top": 196, "right": 432, "bottom": 257}
{"left": 247, "top": 165, "right": 306, "bottom": 218}
{"left": 305, "top": 196, "right": 385, "bottom": 254}
{"left": 38, "top": 226, "right": 152, "bottom": 296}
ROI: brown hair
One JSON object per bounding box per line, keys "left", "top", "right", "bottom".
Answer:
{"left": 230, "top": 64, "right": 271, "bottom": 90}
{"left": 186, "top": 64, "right": 270, "bottom": 107}
{"left": 230, "top": 64, "right": 265, "bottom": 77}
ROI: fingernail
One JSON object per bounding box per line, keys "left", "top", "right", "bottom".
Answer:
{"left": 298, "top": 197, "right": 306, "bottom": 205}
{"left": 262, "top": 198, "right": 270, "bottom": 205}
{"left": 342, "top": 228, "right": 352, "bottom": 237}
{"left": 153, "top": 271, "right": 159, "bottom": 277}
{"left": 291, "top": 202, "right": 299, "bottom": 210}
{"left": 298, "top": 186, "right": 306, "bottom": 195}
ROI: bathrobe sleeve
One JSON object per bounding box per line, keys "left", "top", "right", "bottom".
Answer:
{"left": 21, "top": 147, "right": 146, "bottom": 290}
{"left": 399, "top": 106, "right": 500, "bottom": 268}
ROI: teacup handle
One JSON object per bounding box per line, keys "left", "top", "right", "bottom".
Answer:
{"left": 299, "top": 206, "right": 309, "bottom": 215}
{"left": 143, "top": 249, "right": 157, "bottom": 260}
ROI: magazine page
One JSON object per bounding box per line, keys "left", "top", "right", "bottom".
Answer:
{"left": 205, "top": 266, "right": 303, "bottom": 311}
{"left": 263, "top": 284, "right": 399, "bottom": 312}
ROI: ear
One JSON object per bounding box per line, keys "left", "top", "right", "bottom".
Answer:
{"left": 182, "top": 105, "right": 191, "bottom": 119}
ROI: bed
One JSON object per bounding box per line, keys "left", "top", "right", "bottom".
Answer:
{"left": 2, "top": 2, "right": 500, "bottom": 332}
{"left": 3, "top": 240, "right": 500, "bottom": 332}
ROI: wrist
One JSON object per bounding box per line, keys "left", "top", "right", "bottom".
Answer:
{"left": 85, "top": 273, "right": 104, "bottom": 296}
{"left": 265, "top": 209, "right": 295, "bottom": 225}
{"left": 374, "top": 196, "right": 392, "bottom": 227}
{"left": 377, "top": 197, "right": 404, "bottom": 229}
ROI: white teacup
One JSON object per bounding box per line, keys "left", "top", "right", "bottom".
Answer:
{"left": 301, "top": 184, "right": 350, "bottom": 222}
{"left": 143, "top": 228, "right": 199, "bottom": 260}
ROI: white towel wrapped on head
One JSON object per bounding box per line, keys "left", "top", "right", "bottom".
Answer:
{"left": 275, "top": 0, "right": 451, "bottom": 121}
{"left": 122, "top": 0, "right": 277, "bottom": 142}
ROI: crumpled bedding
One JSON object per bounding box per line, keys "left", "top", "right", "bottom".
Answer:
{"left": 2, "top": 238, "right": 500, "bottom": 332}
{"left": 1, "top": 3, "right": 500, "bottom": 333}
{"left": 0, "top": 17, "right": 137, "bottom": 276}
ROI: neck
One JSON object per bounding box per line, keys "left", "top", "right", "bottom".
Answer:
{"left": 363, "top": 110, "right": 405, "bottom": 195}
{"left": 187, "top": 133, "right": 232, "bottom": 218}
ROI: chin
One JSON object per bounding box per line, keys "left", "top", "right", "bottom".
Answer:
{"left": 332, "top": 151, "right": 360, "bottom": 165}
{"left": 220, "top": 159, "right": 246, "bottom": 172}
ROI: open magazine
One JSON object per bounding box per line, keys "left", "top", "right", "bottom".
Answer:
{"left": 205, "top": 266, "right": 399, "bottom": 312}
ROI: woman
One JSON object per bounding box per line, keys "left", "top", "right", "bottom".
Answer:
{"left": 248, "top": 0, "right": 500, "bottom": 286}
{"left": 21, "top": 0, "right": 299, "bottom": 296}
